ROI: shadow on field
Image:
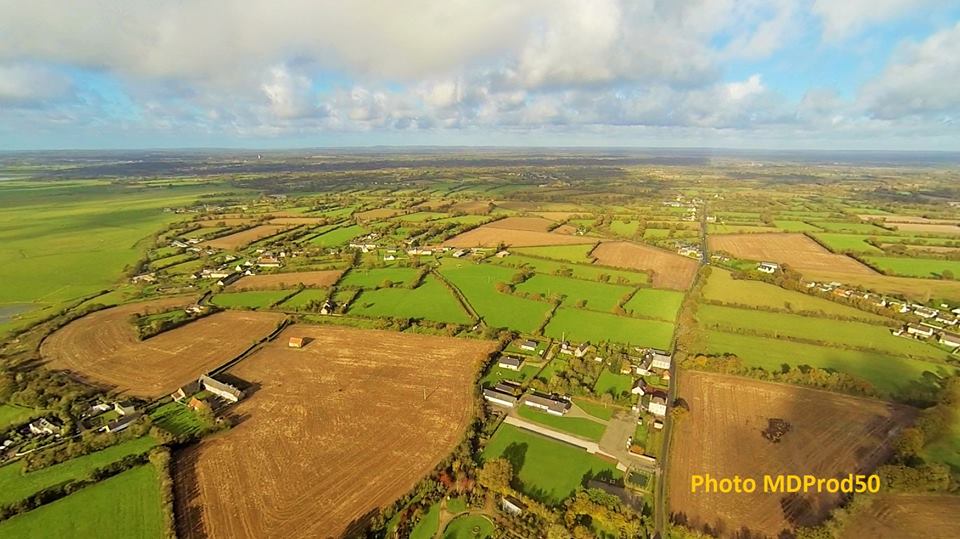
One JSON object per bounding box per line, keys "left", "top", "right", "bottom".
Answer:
{"left": 173, "top": 446, "right": 209, "bottom": 539}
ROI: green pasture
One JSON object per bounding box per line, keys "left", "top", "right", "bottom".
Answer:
{"left": 863, "top": 256, "right": 960, "bottom": 279}
{"left": 544, "top": 308, "right": 674, "bottom": 349}
{"left": 511, "top": 244, "right": 596, "bottom": 262}
{"left": 594, "top": 370, "right": 634, "bottom": 398}
{"left": 439, "top": 261, "right": 551, "bottom": 333}
{"left": 623, "top": 288, "right": 684, "bottom": 322}
{"left": 515, "top": 274, "right": 633, "bottom": 312}
{"left": 308, "top": 224, "right": 367, "bottom": 247}
{"left": 495, "top": 254, "right": 648, "bottom": 286}
{"left": 340, "top": 267, "right": 419, "bottom": 288}
{"left": 349, "top": 276, "right": 472, "bottom": 324}
{"left": 210, "top": 290, "right": 293, "bottom": 309}
{"left": 516, "top": 406, "right": 607, "bottom": 442}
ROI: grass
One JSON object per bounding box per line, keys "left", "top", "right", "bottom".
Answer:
{"left": 517, "top": 406, "right": 607, "bottom": 442}
{"left": 0, "top": 404, "right": 37, "bottom": 430}
{"left": 773, "top": 220, "right": 823, "bottom": 232}
{"left": 210, "top": 289, "right": 294, "bottom": 309}
{"left": 410, "top": 502, "right": 441, "bottom": 539}
{"left": 862, "top": 256, "right": 960, "bottom": 279}
{"left": 573, "top": 398, "right": 616, "bottom": 421}
{"left": 922, "top": 414, "right": 960, "bottom": 473}
{"left": 544, "top": 307, "right": 674, "bottom": 349}
{"left": 610, "top": 220, "right": 641, "bottom": 237}
{"left": 480, "top": 365, "right": 541, "bottom": 387}
{"left": 622, "top": 288, "right": 684, "bottom": 321}
{"left": 708, "top": 224, "right": 779, "bottom": 234}
{"left": 278, "top": 289, "right": 328, "bottom": 310}
{"left": 446, "top": 497, "right": 468, "bottom": 514}
{"left": 809, "top": 221, "right": 889, "bottom": 233}
{"left": 340, "top": 267, "right": 419, "bottom": 288}
{"left": 515, "top": 274, "right": 633, "bottom": 312}
{"left": 149, "top": 401, "right": 207, "bottom": 437}
{"left": 495, "top": 254, "right": 648, "bottom": 286}
{"left": 348, "top": 276, "right": 472, "bottom": 324}
{"left": 482, "top": 424, "right": 621, "bottom": 504}
{"left": 702, "top": 269, "right": 887, "bottom": 322}
{"left": 439, "top": 261, "right": 551, "bottom": 333}
{"left": 812, "top": 233, "right": 885, "bottom": 253}
{"left": 442, "top": 514, "right": 495, "bottom": 539}
{"left": 701, "top": 331, "right": 950, "bottom": 396}
{"left": 0, "top": 465, "right": 164, "bottom": 539}
{"left": 511, "top": 244, "right": 596, "bottom": 262}
{"left": 699, "top": 304, "right": 947, "bottom": 362}
{"left": 594, "top": 370, "right": 634, "bottom": 397}
{"left": 308, "top": 224, "right": 367, "bottom": 247}
{"left": 395, "top": 211, "right": 446, "bottom": 222}
{"left": 0, "top": 436, "right": 157, "bottom": 506}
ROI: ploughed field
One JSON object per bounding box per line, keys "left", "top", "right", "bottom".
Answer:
{"left": 174, "top": 325, "right": 496, "bottom": 539}
{"left": 841, "top": 494, "right": 960, "bottom": 539}
{"left": 708, "top": 233, "right": 875, "bottom": 275}
{"left": 201, "top": 224, "right": 290, "bottom": 250}
{"left": 225, "top": 269, "right": 343, "bottom": 291}
{"left": 40, "top": 298, "right": 285, "bottom": 397}
{"left": 668, "top": 371, "right": 916, "bottom": 538}
{"left": 443, "top": 218, "right": 597, "bottom": 248}
{"left": 590, "top": 241, "right": 698, "bottom": 290}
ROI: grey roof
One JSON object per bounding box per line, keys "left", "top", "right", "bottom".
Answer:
{"left": 524, "top": 393, "right": 571, "bottom": 414}
{"left": 199, "top": 374, "right": 243, "bottom": 399}
{"left": 483, "top": 388, "right": 518, "bottom": 405}
{"left": 498, "top": 356, "right": 523, "bottom": 367}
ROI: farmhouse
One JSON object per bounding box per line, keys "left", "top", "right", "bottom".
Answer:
{"left": 574, "top": 341, "right": 592, "bottom": 358}
{"left": 113, "top": 401, "right": 137, "bottom": 416}
{"left": 494, "top": 381, "right": 521, "bottom": 395}
{"left": 906, "top": 324, "right": 935, "bottom": 339}
{"left": 257, "top": 255, "right": 282, "bottom": 268}
{"left": 648, "top": 349, "right": 672, "bottom": 370}
{"left": 199, "top": 374, "right": 243, "bottom": 403}
{"left": 495, "top": 250, "right": 511, "bottom": 258}
{"left": 648, "top": 395, "right": 668, "bottom": 417}
{"left": 757, "top": 262, "right": 780, "bottom": 274}
{"left": 631, "top": 379, "right": 649, "bottom": 396}
{"left": 483, "top": 388, "right": 518, "bottom": 408}
{"left": 940, "top": 331, "right": 960, "bottom": 349}
{"left": 452, "top": 249, "right": 468, "bottom": 258}
{"left": 188, "top": 396, "right": 211, "bottom": 412}
{"left": 523, "top": 393, "right": 571, "bottom": 416}
{"left": 519, "top": 340, "right": 539, "bottom": 352}
{"left": 103, "top": 412, "right": 142, "bottom": 434}
{"left": 288, "top": 337, "right": 306, "bottom": 348}
{"left": 171, "top": 380, "right": 201, "bottom": 402}
{"left": 28, "top": 417, "right": 63, "bottom": 436}
{"left": 497, "top": 355, "right": 523, "bottom": 371}
{"left": 131, "top": 273, "right": 157, "bottom": 284}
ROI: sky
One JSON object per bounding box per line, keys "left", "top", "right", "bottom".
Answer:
{"left": 1, "top": 0, "right": 959, "bottom": 151}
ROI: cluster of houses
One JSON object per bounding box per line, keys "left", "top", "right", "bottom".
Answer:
{"left": 677, "top": 243, "right": 702, "bottom": 260}
{"left": 896, "top": 324, "right": 960, "bottom": 350}
{"left": 482, "top": 381, "right": 573, "bottom": 416}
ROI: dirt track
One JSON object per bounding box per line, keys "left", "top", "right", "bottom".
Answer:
{"left": 40, "top": 298, "right": 285, "bottom": 397}
{"left": 668, "top": 371, "right": 915, "bottom": 538}
{"left": 591, "top": 241, "right": 697, "bottom": 290}
{"left": 174, "top": 325, "right": 495, "bottom": 539}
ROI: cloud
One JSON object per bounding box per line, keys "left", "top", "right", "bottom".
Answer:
{"left": 0, "top": 63, "right": 72, "bottom": 104}
{"left": 860, "top": 22, "right": 960, "bottom": 119}
{"left": 812, "top": 0, "right": 947, "bottom": 41}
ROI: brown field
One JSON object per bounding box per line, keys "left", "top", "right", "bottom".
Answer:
{"left": 890, "top": 223, "right": 960, "bottom": 234}
{"left": 448, "top": 200, "right": 491, "bottom": 214}
{"left": 174, "top": 325, "right": 495, "bottom": 539}
{"left": 486, "top": 216, "right": 555, "bottom": 231}
{"left": 40, "top": 299, "right": 285, "bottom": 398}
{"left": 859, "top": 214, "right": 960, "bottom": 225}
{"left": 709, "top": 233, "right": 875, "bottom": 275}
{"left": 880, "top": 243, "right": 960, "bottom": 254}
{"left": 226, "top": 270, "right": 343, "bottom": 291}
{"left": 552, "top": 224, "right": 578, "bottom": 235}
{"left": 591, "top": 241, "right": 697, "bottom": 290}
{"left": 268, "top": 217, "right": 327, "bottom": 225}
{"left": 802, "top": 270, "right": 960, "bottom": 302}
{"left": 355, "top": 208, "right": 400, "bottom": 221}
{"left": 196, "top": 218, "right": 257, "bottom": 227}
{"left": 414, "top": 199, "right": 451, "bottom": 211}
{"left": 841, "top": 494, "right": 959, "bottom": 539}
{"left": 443, "top": 226, "right": 597, "bottom": 248}
{"left": 533, "top": 211, "right": 585, "bottom": 221}
{"left": 669, "top": 371, "right": 916, "bottom": 538}
{"left": 202, "top": 225, "right": 290, "bottom": 250}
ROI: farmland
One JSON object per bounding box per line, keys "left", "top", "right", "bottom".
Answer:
{"left": 591, "top": 241, "right": 697, "bottom": 290}
{"left": 202, "top": 224, "right": 289, "bottom": 250}
{"left": 41, "top": 299, "right": 285, "bottom": 397}
{"left": 210, "top": 290, "right": 295, "bottom": 309}
{"left": 709, "top": 233, "right": 875, "bottom": 275}
{"left": 842, "top": 494, "right": 960, "bottom": 539}
{"left": 545, "top": 307, "right": 674, "bottom": 349}
{"left": 515, "top": 273, "right": 633, "bottom": 312}
{"left": 439, "top": 261, "right": 552, "bottom": 333}
{"left": 669, "top": 371, "right": 915, "bottom": 537}
{"left": 862, "top": 256, "right": 960, "bottom": 279}
{"left": 226, "top": 270, "right": 342, "bottom": 290}
{"left": 348, "top": 276, "right": 473, "bottom": 324}
{"left": 175, "top": 325, "right": 495, "bottom": 538}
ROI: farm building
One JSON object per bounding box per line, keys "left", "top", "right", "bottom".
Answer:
{"left": 757, "top": 261, "right": 780, "bottom": 274}
{"left": 288, "top": 337, "right": 306, "bottom": 348}
{"left": 28, "top": 417, "right": 63, "bottom": 436}
{"left": 494, "top": 381, "right": 521, "bottom": 394}
{"left": 103, "top": 412, "right": 142, "bottom": 433}
{"left": 649, "top": 350, "right": 672, "bottom": 370}
{"left": 519, "top": 340, "right": 539, "bottom": 352}
{"left": 574, "top": 342, "right": 592, "bottom": 358}
{"left": 171, "top": 380, "right": 201, "bottom": 402}
{"left": 653, "top": 420, "right": 664, "bottom": 430}
{"left": 631, "top": 379, "right": 649, "bottom": 396}
{"left": 940, "top": 331, "right": 960, "bottom": 349}
{"left": 199, "top": 374, "right": 244, "bottom": 403}
{"left": 483, "top": 388, "right": 518, "bottom": 408}
{"left": 500, "top": 496, "right": 526, "bottom": 516}
{"left": 906, "top": 324, "right": 935, "bottom": 339}
{"left": 648, "top": 396, "right": 668, "bottom": 417}
{"left": 497, "top": 355, "right": 524, "bottom": 371}
{"left": 523, "top": 393, "right": 571, "bottom": 416}
{"left": 113, "top": 401, "right": 137, "bottom": 416}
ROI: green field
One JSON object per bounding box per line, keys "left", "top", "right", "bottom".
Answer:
{"left": 517, "top": 406, "right": 607, "bottom": 442}
{"left": 810, "top": 221, "right": 889, "bottom": 234}
{"left": 481, "top": 424, "right": 621, "bottom": 504}
{"left": 544, "top": 308, "right": 674, "bottom": 349}
{"left": 495, "top": 254, "right": 648, "bottom": 285}
{"left": 594, "top": 370, "right": 634, "bottom": 397}
{"left": 0, "top": 436, "right": 157, "bottom": 506}
{"left": 210, "top": 289, "right": 293, "bottom": 309}
{"left": 439, "top": 261, "right": 551, "bottom": 333}
{"left": 308, "top": 224, "right": 367, "bottom": 247}
{"left": 278, "top": 289, "right": 328, "bottom": 310}
{"left": 0, "top": 465, "right": 163, "bottom": 539}
{"left": 572, "top": 398, "right": 616, "bottom": 421}
{"left": 610, "top": 220, "right": 641, "bottom": 237}
{"left": 340, "top": 267, "right": 418, "bottom": 288}
{"left": 863, "top": 256, "right": 960, "bottom": 279}
{"left": 812, "top": 233, "right": 885, "bottom": 253}
{"left": 922, "top": 415, "right": 960, "bottom": 472}
{"left": 0, "top": 404, "right": 37, "bottom": 430}
{"left": 622, "top": 288, "right": 684, "bottom": 321}
{"left": 773, "top": 220, "right": 823, "bottom": 232}
{"left": 442, "top": 514, "right": 494, "bottom": 539}
{"left": 702, "top": 269, "right": 887, "bottom": 321}
{"left": 410, "top": 502, "right": 441, "bottom": 539}
{"left": 511, "top": 244, "right": 596, "bottom": 262}
{"left": 515, "top": 274, "right": 632, "bottom": 312}
{"left": 149, "top": 401, "right": 207, "bottom": 437}
{"left": 348, "top": 276, "right": 472, "bottom": 324}
{"left": 702, "top": 331, "right": 949, "bottom": 395}
{"left": 395, "top": 211, "right": 446, "bottom": 222}
{"left": 699, "top": 304, "right": 945, "bottom": 362}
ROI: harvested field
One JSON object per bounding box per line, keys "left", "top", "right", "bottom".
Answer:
{"left": 709, "top": 233, "right": 875, "bottom": 275}
{"left": 443, "top": 226, "right": 597, "bottom": 248}
{"left": 41, "top": 298, "right": 285, "bottom": 398}
{"left": 486, "top": 216, "right": 555, "bottom": 232}
{"left": 174, "top": 325, "right": 495, "bottom": 539}
{"left": 226, "top": 270, "right": 343, "bottom": 291}
{"left": 202, "top": 225, "right": 289, "bottom": 250}
{"left": 889, "top": 223, "right": 960, "bottom": 234}
{"left": 591, "top": 241, "right": 697, "bottom": 290}
{"left": 841, "top": 494, "right": 960, "bottom": 539}
{"left": 448, "top": 200, "right": 491, "bottom": 214}
{"left": 552, "top": 224, "right": 578, "bottom": 235}
{"left": 669, "top": 371, "right": 916, "bottom": 538}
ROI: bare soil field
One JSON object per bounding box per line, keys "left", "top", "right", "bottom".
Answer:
{"left": 591, "top": 241, "right": 697, "bottom": 290}
{"left": 889, "top": 223, "right": 960, "bottom": 234}
{"left": 880, "top": 243, "right": 960, "bottom": 254}
{"left": 669, "top": 371, "right": 916, "bottom": 538}
{"left": 355, "top": 208, "right": 400, "bottom": 221}
{"left": 444, "top": 226, "right": 597, "bottom": 248}
{"left": 174, "top": 325, "right": 495, "bottom": 539}
{"left": 448, "top": 200, "right": 491, "bottom": 214}
{"left": 41, "top": 299, "right": 285, "bottom": 397}
{"left": 485, "top": 216, "right": 555, "bottom": 232}
{"left": 226, "top": 270, "right": 343, "bottom": 291}
{"left": 202, "top": 225, "right": 290, "bottom": 250}
{"left": 709, "top": 233, "right": 875, "bottom": 275}
{"left": 841, "top": 494, "right": 959, "bottom": 539}
{"left": 552, "top": 224, "right": 578, "bottom": 235}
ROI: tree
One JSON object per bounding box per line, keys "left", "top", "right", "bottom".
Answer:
{"left": 477, "top": 458, "right": 513, "bottom": 493}
{"left": 942, "top": 269, "right": 955, "bottom": 280}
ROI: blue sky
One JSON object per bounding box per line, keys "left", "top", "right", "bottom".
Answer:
{"left": 1, "top": 0, "right": 958, "bottom": 150}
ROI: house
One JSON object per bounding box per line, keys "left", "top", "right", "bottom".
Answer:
{"left": 494, "top": 381, "right": 521, "bottom": 394}
{"left": 257, "top": 255, "right": 282, "bottom": 268}
{"left": 757, "top": 262, "right": 780, "bottom": 274}
{"left": 495, "top": 250, "right": 510, "bottom": 258}
{"left": 171, "top": 380, "right": 201, "bottom": 402}
{"left": 914, "top": 306, "right": 939, "bottom": 319}
{"left": 574, "top": 342, "right": 591, "bottom": 358}
{"left": 216, "top": 273, "right": 241, "bottom": 287}
{"left": 131, "top": 273, "right": 156, "bottom": 284}
{"left": 383, "top": 255, "right": 396, "bottom": 261}
{"left": 940, "top": 331, "right": 960, "bottom": 349}
{"left": 483, "top": 388, "right": 518, "bottom": 408}
{"left": 199, "top": 374, "right": 243, "bottom": 403}
{"left": 288, "top": 337, "right": 306, "bottom": 348}
{"left": 28, "top": 417, "right": 63, "bottom": 436}
{"left": 103, "top": 412, "right": 142, "bottom": 434}
{"left": 500, "top": 495, "right": 526, "bottom": 516}
{"left": 635, "top": 356, "right": 653, "bottom": 376}
{"left": 320, "top": 300, "right": 335, "bottom": 315}
{"left": 648, "top": 350, "right": 672, "bottom": 370}
{"left": 497, "top": 356, "right": 523, "bottom": 371}
{"left": 171, "top": 239, "right": 189, "bottom": 248}
{"left": 187, "top": 397, "right": 210, "bottom": 412}
{"left": 559, "top": 341, "right": 573, "bottom": 355}
{"left": 519, "top": 340, "right": 538, "bottom": 352}
{"left": 113, "top": 401, "right": 137, "bottom": 416}
{"left": 906, "top": 324, "right": 935, "bottom": 339}
{"left": 452, "top": 249, "right": 468, "bottom": 258}
{"left": 523, "top": 393, "right": 571, "bottom": 416}
{"left": 631, "top": 379, "right": 649, "bottom": 396}
{"left": 648, "top": 395, "right": 668, "bottom": 417}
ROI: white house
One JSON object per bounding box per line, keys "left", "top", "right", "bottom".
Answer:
{"left": 757, "top": 262, "right": 780, "bottom": 274}
{"left": 519, "top": 340, "right": 539, "bottom": 352}
{"left": 906, "top": 324, "right": 935, "bottom": 339}
{"left": 940, "top": 331, "right": 960, "bottom": 349}
{"left": 648, "top": 395, "right": 668, "bottom": 417}
{"left": 497, "top": 356, "right": 523, "bottom": 371}
{"left": 631, "top": 379, "right": 648, "bottom": 396}
{"left": 650, "top": 351, "right": 672, "bottom": 370}
{"left": 483, "top": 388, "right": 518, "bottom": 408}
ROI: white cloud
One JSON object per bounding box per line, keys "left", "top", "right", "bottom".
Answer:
{"left": 812, "top": 0, "right": 946, "bottom": 41}
{"left": 0, "top": 63, "right": 72, "bottom": 104}
{"left": 726, "top": 74, "right": 764, "bottom": 100}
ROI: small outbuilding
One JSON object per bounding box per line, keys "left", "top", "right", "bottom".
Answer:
{"left": 288, "top": 337, "right": 306, "bottom": 348}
